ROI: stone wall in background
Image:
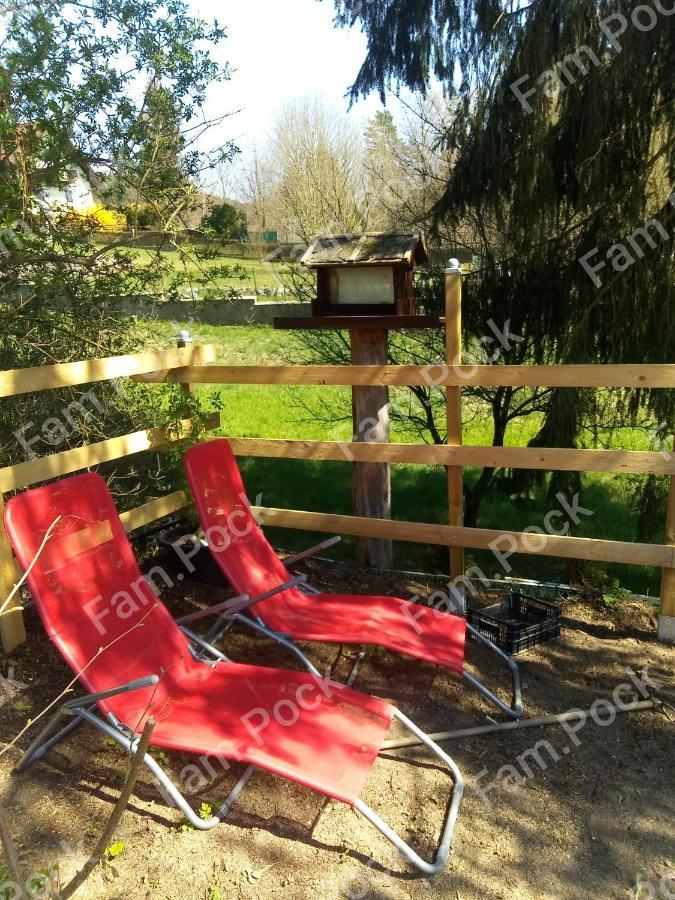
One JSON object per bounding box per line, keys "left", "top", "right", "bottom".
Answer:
{"left": 110, "top": 295, "right": 311, "bottom": 326}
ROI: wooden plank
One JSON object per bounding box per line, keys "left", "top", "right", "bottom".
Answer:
{"left": 165, "top": 364, "right": 675, "bottom": 389}
{"left": 250, "top": 506, "right": 675, "bottom": 569}
{"left": 119, "top": 490, "right": 191, "bottom": 533}
{"left": 0, "top": 344, "right": 217, "bottom": 398}
{"left": 226, "top": 438, "right": 675, "bottom": 476}
{"left": 445, "top": 263, "right": 464, "bottom": 579}
{"left": 0, "top": 494, "right": 25, "bottom": 652}
{"left": 0, "top": 413, "right": 220, "bottom": 493}
{"left": 273, "top": 315, "right": 442, "bottom": 330}
{"left": 55, "top": 520, "right": 114, "bottom": 558}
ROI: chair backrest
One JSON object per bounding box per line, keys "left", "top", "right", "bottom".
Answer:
{"left": 183, "top": 439, "right": 295, "bottom": 605}
{"left": 4, "top": 473, "right": 191, "bottom": 695}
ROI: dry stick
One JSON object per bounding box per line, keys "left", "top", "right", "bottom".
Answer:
{"left": 0, "top": 516, "right": 61, "bottom": 619}
{"left": 58, "top": 717, "right": 156, "bottom": 900}
{"left": 381, "top": 700, "right": 656, "bottom": 750}
{"left": 0, "top": 807, "right": 26, "bottom": 898}
{"left": 0, "top": 604, "right": 160, "bottom": 761}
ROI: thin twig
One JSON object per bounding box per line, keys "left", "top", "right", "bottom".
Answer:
{"left": 0, "top": 806, "right": 26, "bottom": 898}
{"left": 0, "top": 516, "right": 61, "bottom": 618}
{"left": 0, "top": 604, "right": 160, "bottom": 761}
{"left": 58, "top": 717, "right": 155, "bottom": 899}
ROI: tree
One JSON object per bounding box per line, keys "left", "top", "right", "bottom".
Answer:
{"left": 0, "top": 0, "right": 235, "bottom": 500}
{"left": 328, "top": 0, "right": 673, "bottom": 406}
{"left": 264, "top": 97, "right": 369, "bottom": 241}
{"left": 362, "top": 110, "right": 407, "bottom": 230}
{"left": 327, "top": 0, "right": 674, "bottom": 533}
{"left": 201, "top": 201, "right": 247, "bottom": 238}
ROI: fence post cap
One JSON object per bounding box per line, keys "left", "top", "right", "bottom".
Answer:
{"left": 445, "top": 258, "right": 462, "bottom": 274}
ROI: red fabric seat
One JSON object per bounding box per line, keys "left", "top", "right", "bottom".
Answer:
{"left": 4, "top": 474, "right": 395, "bottom": 805}
{"left": 184, "top": 439, "right": 466, "bottom": 674}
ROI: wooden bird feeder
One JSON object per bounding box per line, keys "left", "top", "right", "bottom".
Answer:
{"left": 274, "top": 232, "right": 453, "bottom": 571}
{"left": 274, "top": 232, "right": 438, "bottom": 331}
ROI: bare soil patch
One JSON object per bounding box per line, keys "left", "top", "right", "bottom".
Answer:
{"left": 1, "top": 553, "right": 673, "bottom": 899}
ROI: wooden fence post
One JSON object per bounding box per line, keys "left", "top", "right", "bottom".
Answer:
{"left": 658, "top": 443, "right": 675, "bottom": 642}
{"left": 0, "top": 492, "right": 25, "bottom": 653}
{"left": 445, "top": 259, "right": 464, "bottom": 582}
{"left": 177, "top": 330, "right": 195, "bottom": 397}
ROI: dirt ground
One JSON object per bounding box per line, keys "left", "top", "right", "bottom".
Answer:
{"left": 1, "top": 552, "right": 673, "bottom": 900}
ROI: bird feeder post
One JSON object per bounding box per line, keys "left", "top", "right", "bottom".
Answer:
{"left": 445, "top": 259, "right": 465, "bottom": 582}
{"left": 274, "top": 232, "right": 439, "bottom": 572}
{"left": 350, "top": 327, "right": 392, "bottom": 569}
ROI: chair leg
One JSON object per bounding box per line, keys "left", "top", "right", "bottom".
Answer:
{"left": 24, "top": 702, "right": 460, "bottom": 873}
{"left": 464, "top": 624, "right": 523, "bottom": 719}
{"left": 237, "top": 615, "right": 322, "bottom": 677}
{"left": 15, "top": 709, "right": 85, "bottom": 773}
{"left": 345, "top": 646, "right": 367, "bottom": 687}
{"left": 355, "top": 708, "right": 464, "bottom": 876}
{"left": 75, "top": 707, "right": 254, "bottom": 830}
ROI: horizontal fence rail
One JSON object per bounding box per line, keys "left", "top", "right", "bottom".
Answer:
{"left": 0, "top": 414, "right": 219, "bottom": 493}
{"left": 1, "top": 345, "right": 217, "bottom": 398}
{"left": 251, "top": 506, "right": 674, "bottom": 569}
{"left": 144, "top": 363, "right": 675, "bottom": 389}
{"left": 0, "top": 343, "right": 219, "bottom": 652}
{"left": 228, "top": 438, "right": 675, "bottom": 476}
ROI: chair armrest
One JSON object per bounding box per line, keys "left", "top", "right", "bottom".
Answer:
{"left": 175, "top": 575, "right": 307, "bottom": 627}
{"left": 63, "top": 675, "right": 160, "bottom": 710}
{"left": 283, "top": 536, "right": 341, "bottom": 568}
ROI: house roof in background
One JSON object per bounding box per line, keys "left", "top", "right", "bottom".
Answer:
{"left": 301, "top": 232, "right": 428, "bottom": 267}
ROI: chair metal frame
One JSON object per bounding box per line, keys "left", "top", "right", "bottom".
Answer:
{"left": 17, "top": 599, "right": 464, "bottom": 876}
{"left": 187, "top": 534, "right": 523, "bottom": 720}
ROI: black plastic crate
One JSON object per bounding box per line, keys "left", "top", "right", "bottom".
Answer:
{"left": 467, "top": 592, "right": 561, "bottom": 655}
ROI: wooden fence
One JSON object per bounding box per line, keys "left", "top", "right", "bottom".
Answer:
{"left": 1, "top": 335, "right": 674, "bottom": 652}
{"left": 0, "top": 343, "right": 219, "bottom": 652}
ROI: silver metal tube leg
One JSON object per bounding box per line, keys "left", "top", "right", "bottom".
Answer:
{"left": 464, "top": 624, "right": 523, "bottom": 719}
{"left": 354, "top": 708, "right": 464, "bottom": 876}
{"left": 15, "top": 709, "right": 84, "bottom": 773}
{"left": 76, "top": 708, "right": 244, "bottom": 831}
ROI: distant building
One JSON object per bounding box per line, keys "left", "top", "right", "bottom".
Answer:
{"left": 35, "top": 161, "right": 98, "bottom": 216}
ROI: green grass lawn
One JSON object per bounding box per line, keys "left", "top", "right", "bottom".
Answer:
{"left": 116, "top": 247, "right": 288, "bottom": 293}
{"left": 150, "top": 321, "right": 663, "bottom": 596}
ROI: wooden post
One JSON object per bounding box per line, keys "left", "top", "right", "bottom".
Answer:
{"left": 0, "top": 492, "right": 25, "bottom": 653}
{"left": 350, "top": 328, "right": 393, "bottom": 569}
{"left": 177, "top": 330, "right": 195, "bottom": 397}
{"left": 445, "top": 259, "right": 464, "bottom": 581}
{"left": 658, "top": 444, "right": 675, "bottom": 642}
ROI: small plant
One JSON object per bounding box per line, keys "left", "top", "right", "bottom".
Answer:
{"left": 104, "top": 841, "right": 125, "bottom": 862}
{"left": 100, "top": 841, "right": 126, "bottom": 882}
{"left": 199, "top": 802, "right": 213, "bottom": 820}
{"left": 27, "top": 864, "right": 60, "bottom": 896}
{"left": 207, "top": 886, "right": 223, "bottom": 900}
{"left": 10, "top": 696, "right": 30, "bottom": 713}
{"left": 178, "top": 802, "right": 213, "bottom": 832}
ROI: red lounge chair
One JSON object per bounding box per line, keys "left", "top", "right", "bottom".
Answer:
{"left": 5, "top": 472, "right": 463, "bottom": 875}
{"left": 183, "top": 439, "right": 522, "bottom": 719}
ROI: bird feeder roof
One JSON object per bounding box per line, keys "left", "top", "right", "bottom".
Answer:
{"left": 301, "top": 232, "right": 428, "bottom": 268}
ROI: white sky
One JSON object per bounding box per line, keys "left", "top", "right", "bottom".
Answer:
{"left": 189, "top": 0, "right": 385, "bottom": 156}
